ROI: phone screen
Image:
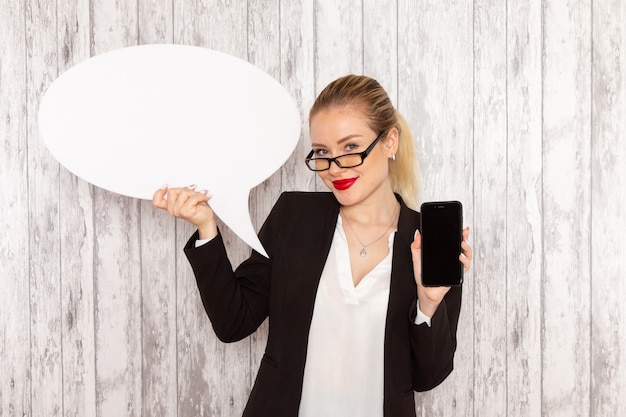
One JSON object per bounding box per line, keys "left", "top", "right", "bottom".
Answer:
{"left": 420, "top": 201, "right": 463, "bottom": 287}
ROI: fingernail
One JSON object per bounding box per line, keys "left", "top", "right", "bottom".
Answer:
{"left": 161, "top": 184, "right": 168, "bottom": 189}
{"left": 200, "top": 190, "right": 210, "bottom": 196}
{"left": 188, "top": 184, "right": 197, "bottom": 189}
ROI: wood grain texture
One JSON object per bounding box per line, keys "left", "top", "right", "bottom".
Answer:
{"left": 314, "top": 0, "right": 363, "bottom": 85}
{"left": 59, "top": 176, "right": 97, "bottom": 417}
{"left": 506, "top": 0, "right": 543, "bottom": 416}
{"left": 0, "top": 1, "right": 30, "bottom": 417}
{"left": 25, "top": 0, "right": 63, "bottom": 415}
{"left": 57, "top": 0, "right": 96, "bottom": 416}
{"left": 3, "top": 1, "right": 626, "bottom": 416}
{"left": 591, "top": 1, "right": 626, "bottom": 416}
{"left": 473, "top": 1, "right": 508, "bottom": 415}
{"left": 363, "top": 0, "right": 397, "bottom": 101}
{"left": 174, "top": 216, "right": 212, "bottom": 416}
{"left": 542, "top": 1, "right": 592, "bottom": 416}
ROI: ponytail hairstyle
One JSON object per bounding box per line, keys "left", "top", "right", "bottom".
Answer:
{"left": 309, "top": 74, "right": 420, "bottom": 209}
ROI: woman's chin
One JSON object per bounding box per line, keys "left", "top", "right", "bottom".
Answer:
{"left": 330, "top": 190, "right": 360, "bottom": 207}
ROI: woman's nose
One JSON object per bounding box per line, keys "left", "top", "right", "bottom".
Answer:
{"left": 327, "top": 158, "right": 345, "bottom": 175}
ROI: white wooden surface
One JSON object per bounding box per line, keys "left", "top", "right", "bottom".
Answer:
{"left": 506, "top": 1, "right": 543, "bottom": 416}
{"left": 1, "top": 0, "right": 625, "bottom": 416}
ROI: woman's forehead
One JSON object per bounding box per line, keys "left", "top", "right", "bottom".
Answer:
{"left": 309, "top": 108, "right": 371, "bottom": 139}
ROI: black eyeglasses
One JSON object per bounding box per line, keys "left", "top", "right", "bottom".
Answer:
{"left": 304, "top": 130, "right": 387, "bottom": 172}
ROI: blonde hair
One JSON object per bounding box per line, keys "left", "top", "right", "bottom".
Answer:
{"left": 309, "top": 74, "right": 420, "bottom": 209}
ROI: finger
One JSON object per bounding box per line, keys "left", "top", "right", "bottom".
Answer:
{"left": 411, "top": 229, "right": 422, "bottom": 250}
{"left": 410, "top": 229, "right": 422, "bottom": 264}
{"left": 460, "top": 232, "right": 472, "bottom": 272}
{"left": 461, "top": 239, "right": 473, "bottom": 262}
{"left": 152, "top": 185, "right": 169, "bottom": 209}
{"left": 161, "top": 187, "right": 180, "bottom": 215}
{"left": 411, "top": 229, "right": 423, "bottom": 286}
{"left": 460, "top": 252, "right": 471, "bottom": 272}
{"left": 171, "top": 185, "right": 197, "bottom": 215}
{"left": 180, "top": 191, "right": 211, "bottom": 216}
{"left": 174, "top": 188, "right": 212, "bottom": 221}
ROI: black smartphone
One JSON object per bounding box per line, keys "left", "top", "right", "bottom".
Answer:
{"left": 420, "top": 201, "right": 464, "bottom": 287}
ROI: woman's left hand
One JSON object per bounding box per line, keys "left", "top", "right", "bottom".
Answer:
{"left": 411, "top": 227, "right": 472, "bottom": 317}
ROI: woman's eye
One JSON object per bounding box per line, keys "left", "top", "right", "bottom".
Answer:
{"left": 314, "top": 149, "right": 329, "bottom": 157}
{"left": 345, "top": 144, "right": 359, "bottom": 152}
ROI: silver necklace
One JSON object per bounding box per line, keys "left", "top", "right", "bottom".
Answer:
{"left": 341, "top": 208, "right": 399, "bottom": 257}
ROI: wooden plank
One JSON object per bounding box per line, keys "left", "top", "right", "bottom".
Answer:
{"left": 92, "top": 192, "right": 143, "bottom": 417}
{"left": 278, "top": 0, "right": 316, "bottom": 194}
{"left": 397, "top": 1, "right": 474, "bottom": 415}
{"left": 590, "top": 1, "right": 626, "bottom": 415}
{"left": 175, "top": 216, "right": 220, "bottom": 416}
{"left": 472, "top": 0, "right": 509, "bottom": 413}
{"left": 173, "top": 0, "right": 247, "bottom": 56}
{"left": 59, "top": 176, "right": 97, "bottom": 417}
{"left": 363, "top": 0, "right": 398, "bottom": 101}
{"left": 314, "top": 0, "right": 362, "bottom": 86}
{"left": 56, "top": 0, "right": 97, "bottom": 416}
{"left": 542, "top": 1, "right": 592, "bottom": 415}
{"left": 0, "top": 1, "right": 31, "bottom": 416}
{"left": 90, "top": 1, "right": 142, "bottom": 416}
{"left": 136, "top": 1, "right": 177, "bottom": 416}
{"left": 138, "top": 0, "right": 173, "bottom": 45}
{"left": 25, "top": 0, "right": 63, "bottom": 415}
{"left": 139, "top": 203, "right": 177, "bottom": 417}
{"left": 173, "top": 2, "right": 251, "bottom": 415}
{"left": 506, "top": 0, "right": 543, "bottom": 415}
{"left": 472, "top": 1, "right": 508, "bottom": 416}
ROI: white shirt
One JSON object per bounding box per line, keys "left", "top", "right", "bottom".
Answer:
{"left": 298, "top": 216, "right": 393, "bottom": 417}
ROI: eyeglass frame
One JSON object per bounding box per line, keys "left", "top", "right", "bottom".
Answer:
{"left": 304, "top": 130, "right": 388, "bottom": 172}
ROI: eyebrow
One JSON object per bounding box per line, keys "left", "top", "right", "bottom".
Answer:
{"left": 310, "top": 134, "right": 364, "bottom": 148}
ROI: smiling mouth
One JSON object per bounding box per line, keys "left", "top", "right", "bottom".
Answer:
{"left": 332, "top": 178, "right": 358, "bottom": 190}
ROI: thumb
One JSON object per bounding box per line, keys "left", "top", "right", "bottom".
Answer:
{"left": 411, "top": 229, "right": 421, "bottom": 251}
{"left": 411, "top": 229, "right": 421, "bottom": 263}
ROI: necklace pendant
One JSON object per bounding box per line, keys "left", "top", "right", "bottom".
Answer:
{"left": 360, "top": 248, "right": 367, "bottom": 257}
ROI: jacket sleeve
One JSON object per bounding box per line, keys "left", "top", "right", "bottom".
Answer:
{"left": 183, "top": 193, "right": 287, "bottom": 343}
{"left": 409, "top": 284, "right": 462, "bottom": 391}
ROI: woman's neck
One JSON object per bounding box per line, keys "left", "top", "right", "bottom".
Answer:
{"left": 340, "top": 189, "right": 400, "bottom": 226}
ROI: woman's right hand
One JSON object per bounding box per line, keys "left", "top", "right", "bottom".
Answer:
{"left": 152, "top": 185, "right": 218, "bottom": 240}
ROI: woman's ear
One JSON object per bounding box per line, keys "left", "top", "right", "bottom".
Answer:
{"left": 384, "top": 127, "right": 400, "bottom": 157}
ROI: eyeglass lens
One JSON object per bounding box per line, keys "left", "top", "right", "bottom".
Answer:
{"left": 309, "top": 154, "right": 363, "bottom": 170}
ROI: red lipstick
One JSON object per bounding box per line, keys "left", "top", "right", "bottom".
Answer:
{"left": 332, "top": 178, "right": 357, "bottom": 190}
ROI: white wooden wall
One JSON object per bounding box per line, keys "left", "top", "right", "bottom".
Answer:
{"left": 1, "top": 0, "right": 625, "bottom": 416}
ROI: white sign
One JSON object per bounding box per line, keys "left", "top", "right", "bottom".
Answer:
{"left": 38, "top": 44, "right": 302, "bottom": 257}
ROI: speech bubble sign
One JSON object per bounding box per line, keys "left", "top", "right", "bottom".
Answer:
{"left": 38, "top": 44, "right": 302, "bottom": 257}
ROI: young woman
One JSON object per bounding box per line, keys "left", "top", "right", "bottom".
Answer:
{"left": 152, "top": 74, "right": 472, "bottom": 417}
